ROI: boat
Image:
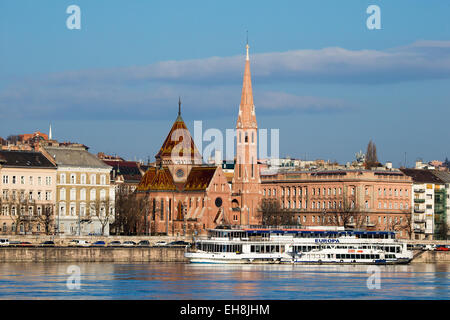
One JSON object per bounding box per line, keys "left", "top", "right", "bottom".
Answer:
{"left": 185, "top": 226, "right": 413, "bottom": 265}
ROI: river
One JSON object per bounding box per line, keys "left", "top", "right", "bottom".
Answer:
{"left": 0, "top": 262, "right": 448, "bottom": 299}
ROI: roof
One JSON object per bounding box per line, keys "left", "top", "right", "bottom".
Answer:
{"left": 431, "top": 171, "right": 450, "bottom": 183}
{"left": 400, "top": 169, "right": 445, "bottom": 184}
{"left": 136, "top": 165, "right": 218, "bottom": 192}
{"left": 44, "top": 147, "right": 111, "bottom": 169}
{"left": 0, "top": 150, "right": 56, "bottom": 168}
{"left": 136, "top": 167, "right": 157, "bottom": 192}
{"left": 184, "top": 166, "right": 217, "bottom": 191}
{"left": 103, "top": 160, "right": 143, "bottom": 183}
{"left": 148, "top": 167, "right": 176, "bottom": 191}
{"left": 155, "top": 115, "right": 202, "bottom": 163}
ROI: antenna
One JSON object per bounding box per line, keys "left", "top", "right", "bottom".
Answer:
{"left": 178, "top": 96, "right": 181, "bottom": 116}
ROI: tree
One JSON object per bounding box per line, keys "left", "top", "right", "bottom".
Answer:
{"left": 258, "top": 198, "right": 296, "bottom": 226}
{"left": 112, "top": 192, "right": 149, "bottom": 235}
{"left": 91, "top": 198, "right": 114, "bottom": 236}
{"left": 36, "top": 205, "right": 55, "bottom": 235}
{"left": 437, "top": 220, "right": 449, "bottom": 240}
{"left": 365, "top": 140, "right": 379, "bottom": 169}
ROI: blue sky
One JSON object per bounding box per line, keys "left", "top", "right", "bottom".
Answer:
{"left": 1, "top": 0, "right": 450, "bottom": 166}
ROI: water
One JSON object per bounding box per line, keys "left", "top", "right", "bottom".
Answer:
{"left": 0, "top": 262, "right": 448, "bottom": 300}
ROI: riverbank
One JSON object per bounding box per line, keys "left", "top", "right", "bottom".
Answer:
{"left": 0, "top": 247, "right": 188, "bottom": 263}
{"left": 0, "top": 246, "right": 448, "bottom": 263}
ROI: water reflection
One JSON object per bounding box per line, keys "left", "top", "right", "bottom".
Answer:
{"left": 0, "top": 263, "right": 448, "bottom": 300}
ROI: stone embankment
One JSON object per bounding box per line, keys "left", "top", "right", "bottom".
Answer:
{"left": 0, "top": 246, "right": 188, "bottom": 263}
{"left": 410, "top": 250, "right": 450, "bottom": 263}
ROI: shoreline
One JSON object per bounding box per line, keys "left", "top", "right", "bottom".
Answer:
{"left": 0, "top": 247, "right": 448, "bottom": 263}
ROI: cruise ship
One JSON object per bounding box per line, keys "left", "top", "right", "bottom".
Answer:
{"left": 185, "top": 226, "right": 413, "bottom": 264}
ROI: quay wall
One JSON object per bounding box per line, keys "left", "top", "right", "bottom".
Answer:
{"left": 0, "top": 247, "right": 188, "bottom": 263}
{"left": 411, "top": 250, "right": 450, "bottom": 263}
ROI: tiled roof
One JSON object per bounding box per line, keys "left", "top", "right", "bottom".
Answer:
{"left": 0, "top": 150, "right": 56, "bottom": 168}
{"left": 149, "top": 167, "right": 177, "bottom": 191}
{"left": 400, "top": 169, "right": 444, "bottom": 184}
{"left": 184, "top": 166, "right": 216, "bottom": 191}
{"left": 155, "top": 115, "right": 202, "bottom": 162}
{"left": 136, "top": 167, "right": 157, "bottom": 191}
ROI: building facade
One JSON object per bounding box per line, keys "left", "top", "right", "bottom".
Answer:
{"left": 42, "top": 146, "right": 115, "bottom": 236}
{"left": 0, "top": 150, "right": 57, "bottom": 234}
{"left": 261, "top": 169, "right": 413, "bottom": 239}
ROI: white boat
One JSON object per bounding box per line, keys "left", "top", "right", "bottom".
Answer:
{"left": 185, "top": 226, "right": 413, "bottom": 265}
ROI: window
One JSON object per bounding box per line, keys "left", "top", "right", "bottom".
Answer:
{"left": 80, "top": 189, "right": 86, "bottom": 201}
{"left": 90, "top": 175, "right": 96, "bottom": 185}
{"left": 60, "top": 174, "right": 66, "bottom": 184}
{"left": 46, "top": 177, "right": 52, "bottom": 186}
{"left": 81, "top": 174, "right": 86, "bottom": 184}
{"left": 70, "top": 189, "right": 76, "bottom": 201}
{"left": 100, "top": 175, "right": 106, "bottom": 185}
{"left": 100, "top": 189, "right": 106, "bottom": 201}
{"left": 29, "top": 176, "right": 33, "bottom": 185}
{"left": 2, "top": 175, "right": 8, "bottom": 184}
{"left": 45, "top": 191, "right": 51, "bottom": 201}
{"left": 70, "top": 174, "right": 76, "bottom": 184}
{"left": 90, "top": 189, "right": 96, "bottom": 201}
{"left": 60, "top": 188, "right": 66, "bottom": 200}
{"left": 2, "top": 190, "right": 8, "bottom": 201}
{"left": 21, "top": 176, "right": 25, "bottom": 184}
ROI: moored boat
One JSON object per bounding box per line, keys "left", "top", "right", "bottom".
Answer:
{"left": 185, "top": 226, "right": 413, "bottom": 265}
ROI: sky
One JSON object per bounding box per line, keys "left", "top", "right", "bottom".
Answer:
{"left": 0, "top": 0, "right": 449, "bottom": 167}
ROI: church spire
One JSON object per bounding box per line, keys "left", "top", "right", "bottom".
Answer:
{"left": 237, "top": 40, "right": 256, "bottom": 129}
{"left": 49, "top": 124, "right": 52, "bottom": 140}
{"left": 176, "top": 96, "right": 183, "bottom": 122}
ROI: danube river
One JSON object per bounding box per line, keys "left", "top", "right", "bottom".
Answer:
{"left": 0, "top": 262, "right": 448, "bottom": 299}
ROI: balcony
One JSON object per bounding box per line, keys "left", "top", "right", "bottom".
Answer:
{"left": 414, "top": 208, "right": 425, "bottom": 213}
{"left": 414, "top": 189, "right": 425, "bottom": 193}
{"left": 414, "top": 198, "right": 425, "bottom": 203}
{"left": 414, "top": 228, "right": 425, "bottom": 234}
{"left": 414, "top": 215, "right": 425, "bottom": 223}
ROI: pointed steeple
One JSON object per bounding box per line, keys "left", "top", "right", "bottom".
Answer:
{"left": 49, "top": 124, "right": 52, "bottom": 140}
{"left": 155, "top": 98, "right": 202, "bottom": 165}
{"left": 176, "top": 96, "right": 183, "bottom": 122}
{"left": 237, "top": 41, "right": 256, "bottom": 129}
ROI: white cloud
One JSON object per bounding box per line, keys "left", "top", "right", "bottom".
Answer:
{"left": 1, "top": 40, "right": 449, "bottom": 119}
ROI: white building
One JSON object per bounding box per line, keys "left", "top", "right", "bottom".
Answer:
{"left": 42, "top": 146, "right": 115, "bottom": 236}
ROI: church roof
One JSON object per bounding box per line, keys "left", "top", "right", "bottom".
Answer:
{"left": 136, "top": 165, "right": 218, "bottom": 192}
{"left": 184, "top": 166, "right": 217, "bottom": 191}
{"left": 136, "top": 167, "right": 157, "bottom": 191}
{"left": 155, "top": 101, "right": 202, "bottom": 163}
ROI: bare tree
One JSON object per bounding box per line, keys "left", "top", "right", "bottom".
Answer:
{"left": 112, "top": 192, "right": 150, "bottom": 235}
{"left": 36, "top": 204, "right": 55, "bottom": 235}
{"left": 258, "top": 198, "right": 296, "bottom": 226}
{"left": 365, "top": 140, "right": 379, "bottom": 169}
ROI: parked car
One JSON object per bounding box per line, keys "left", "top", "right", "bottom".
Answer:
{"left": 122, "top": 241, "right": 136, "bottom": 247}
{"left": 154, "top": 240, "right": 167, "bottom": 246}
{"left": 8, "top": 241, "right": 21, "bottom": 247}
{"left": 168, "top": 240, "right": 191, "bottom": 247}
{"left": 424, "top": 244, "right": 436, "bottom": 251}
{"left": 108, "top": 241, "right": 122, "bottom": 247}
{"left": 0, "top": 238, "right": 9, "bottom": 246}
{"left": 19, "top": 242, "right": 33, "bottom": 247}
{"left": 137, "top": 240, "right": 150, "bottom": 246}
{"left": 436, "top": 245, "right": 449, "bottom": 251}
{"left": 40, "top": 241, "right": 55, "bottom": 247}
{"left": 68, "top": 239, "right": 90, "bottom": 247}
{"left": 91, "top": 240, "right": 106, "bottom": 247}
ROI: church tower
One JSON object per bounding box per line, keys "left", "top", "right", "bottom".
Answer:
{"left": 232, "top": 42, "right": 261, "bottom": 225}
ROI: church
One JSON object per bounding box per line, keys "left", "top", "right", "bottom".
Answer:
{"left": 135, "top": 43, "right": 262, "bottom": 235}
